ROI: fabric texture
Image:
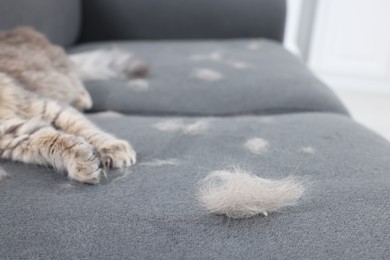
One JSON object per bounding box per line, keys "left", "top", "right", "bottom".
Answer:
{"left": 79, "top": 0, "right": 286, "bottom": 42}
{"left": 0, "top": 0, "right": 80, "bottom": 47}
{"left": 1, "top": 2, "right": 388, "bottom": 258}
{"left": 70, "top": 39, "right": 349, "bottom": 116}
{"left": 0, "top": 113, "right": 389, "bottom": 259}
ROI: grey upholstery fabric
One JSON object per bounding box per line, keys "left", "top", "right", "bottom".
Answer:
{"left": 79, "top": 0, "right": 286, "bottom": 42}
{"left": 0, "top": 113, "right": 389, "bottom": 259}
{"left": 0, "top": 0, "right": 80, "bottom": 47}
{"left": 1, "top": 2, "right": 387, "bottom": 258}
{"left": 70, "top": 39, "right": 349, "bottom": 116}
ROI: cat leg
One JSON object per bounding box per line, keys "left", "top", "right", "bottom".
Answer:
{"left": 0, "top": 117, "right": 103, "bottom": 184}
{"left": 3, "top": 79, "right": 136, "bottom": 169}
{"left": 20, "top": 98, "right": 136, "bottom": 168}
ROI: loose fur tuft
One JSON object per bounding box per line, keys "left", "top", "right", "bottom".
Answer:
{"left": 183, "top": 121, "right": 209, "bottom": 135}
{"left": 300, "top": 146, "right": 316, "bottom": 154}
{"left": 244, "top": 138, "right": 269, "bottom": 155}
{"left": 197, "top": 169, "right": 305, "bottom": 218}
{"left": 127, "top": 79, "right": 150, "bottom": 92}
{"left": 226, "top": 60, "right": 250, "bottom": 69}
{"left": 140, "top": 159, "right": 179, "bottom": 167}
{"left": 69, "top": 48, "right": 149, "bottom": 81}
{"left": 190, "top": 51, "right": 223, "bottom": 61}
{"left": 191, "top": 68, "right": 223, "bottom": 81}
{"left": 247, "top": 41, "right": 263, "bottom": 51}
{"left": 153, "top": 120, "right": 208, "bottom": 135}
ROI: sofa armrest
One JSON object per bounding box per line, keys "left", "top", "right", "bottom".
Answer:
{"left": 79, "top": 0, "right": 286, "bottom": 43}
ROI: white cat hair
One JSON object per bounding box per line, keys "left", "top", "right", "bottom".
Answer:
{"left": 140, "top": 159, "right": 179, "bottom": 167}
{"left": 69, "top": 47, "right": 148, "bottom": 81}
{"left": 153, "top": 120, "right": 208, "bottom": 135}
{"left": 191, "top": 68, "right": 223, "bottom": 81}
{"left": 244, "top": 138, "right": 269, "bottom": 155}
{"left": 198, "top": 168, "right": 305, "bottom": 218}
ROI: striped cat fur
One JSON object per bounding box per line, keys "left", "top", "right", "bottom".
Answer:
{"left": 0, "top": 27, "right": 145, "bottom": 184}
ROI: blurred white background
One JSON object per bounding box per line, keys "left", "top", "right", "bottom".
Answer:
{"left": 284, "top": 0, "right": 390, "bottom": 140}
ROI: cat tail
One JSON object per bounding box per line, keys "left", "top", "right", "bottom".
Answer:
{"left": 69, "top": 47, "right": 149, "bottom": 81}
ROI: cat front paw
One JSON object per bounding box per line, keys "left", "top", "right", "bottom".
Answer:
{"left": 97, "top": 139, "right": 136, "bottom": 169}
{"left": 67, "top": 143, "right": 103, "bottom": 184}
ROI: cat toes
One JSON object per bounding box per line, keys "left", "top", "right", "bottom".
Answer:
{"left": 98, "top": 139, "right": 136, "bottom": 169}
{"left": 67, "top": 144, "right": 103, "bottom": 184}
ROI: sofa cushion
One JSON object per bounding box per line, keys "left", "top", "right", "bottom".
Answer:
{"left": 0, "top": 112, "right": 388, "bottom": 259}
{"left": 70, "top": 39, "right": 349, "bottom": 116}
{"left": 0, "top": 0, "right": 80, "bottom": 47}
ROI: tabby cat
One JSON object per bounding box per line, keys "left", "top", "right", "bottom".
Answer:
{"left": 0, "top": 27, "right": 147, "bottom": 184}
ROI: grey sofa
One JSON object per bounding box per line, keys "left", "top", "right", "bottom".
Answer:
{"left": 1, "top": 0, "right": 389, "bottom": 259}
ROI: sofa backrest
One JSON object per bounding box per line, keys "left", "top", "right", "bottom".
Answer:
{"left": 79, "top": 0, "right": 286, "bottom": 43}
{"left": 0, "top": 0, "right": 80, "bottom": 47}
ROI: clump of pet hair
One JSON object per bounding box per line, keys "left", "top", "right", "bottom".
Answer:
{"left": 140, "top": 158, "right": 179, "bottom": 167}
{"left": 244, "top": 138, "right": 269, "bottom": 155}
{"left": 69, "top": 47, "right": 149, "bottom": 81}
{"left": 191, "top": 68, "right": 223, "bottom": 81}
{"left": 197, "top": 168, "right": 305, "bottom": 218}
{"left": 300, "top": 146, "right": 316, "bottom": 154}
{"left": 153, "top": 120, "right": 208, "bottom": 136}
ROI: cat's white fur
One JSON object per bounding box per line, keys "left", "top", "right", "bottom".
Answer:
{"left": 191, "top": 68, "right": 223, "bottom": 81}
{"left": 153, "top": 120, "right": 208, "bottom": 135}
{"left": 244, "top": 138, "right": 269, "bottom": 154}
{"left": 198, "top": 168, "right": 305, "bottom": 218}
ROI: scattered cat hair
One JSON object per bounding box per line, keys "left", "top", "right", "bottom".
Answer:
{"left": 153, "top": 120, "right": 208, "bottom": 135}
{"left": 226, "top": 60, "right": 251, "bottom": 69}
{"left": 244, "top": 138, "right": 269, "bottom": 155}
{"left": 190, "top": 51, "right": 223, "bottom": 61}
{"left": 246, "top": 42, "right": 262, "bottom": 51}
{"left": 57, "top": 183, "right": 75, "bottom": 190}
{"left": 0, "top": 27, "right": 140, "bottom": 184}
{"left": 190, "top": 51, "right": 252, "bottom": 71}
{"left": 0, "top": 167, "right": 7, "bottom": 182}
{"left": 300, "top": 146, "right": 316, "bottom": 154}
{"left": 191, "top": 68, "right": 223, "bottom": 81}
{"left": 69, "top": 47, "right": 149, "bottom": 81}
{"left": 153, "top": 120, "right": 184, "bottom": 132}
{"left": 111, "top": 170, "right": 132, "bottom": 183}
{"left": 197, "top": 168, "right": 305, "bottom": 218}
{"left": 140, "top": 159, "right": 179, "bottom": 167}
{"left": 183, "top": 121, "right": 209, "bottom": 135}
{"left": 127, "top": 79, "right": 150, "bottom": 92}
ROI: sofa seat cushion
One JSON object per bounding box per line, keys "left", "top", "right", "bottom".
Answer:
{"left": 0, "top": 112, "right": 388, "bottom": 259}
{"left": 70, "top": 39, "right": 349, "bottom": 116}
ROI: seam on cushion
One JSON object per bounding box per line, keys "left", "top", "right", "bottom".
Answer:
{"left": 85, "top": 107, "right": 351, "bottom": 118}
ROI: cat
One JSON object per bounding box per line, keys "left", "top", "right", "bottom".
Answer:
{"left": 0, "top": 27, "right": 148, "bottom": 184}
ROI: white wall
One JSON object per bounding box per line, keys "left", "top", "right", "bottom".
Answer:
{"left": 285, "top": 0, "right": 390, "bottom": 92}
{"left": 309, "top": 0, "right": 390, "bottom": 92}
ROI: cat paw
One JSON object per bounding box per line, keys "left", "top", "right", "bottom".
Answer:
{"left": 67, "top": 143, "right": 103, "bottom": 184}
{"left": 97, "top": 139, "right": 136, "bottom": 169}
